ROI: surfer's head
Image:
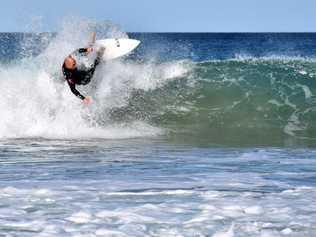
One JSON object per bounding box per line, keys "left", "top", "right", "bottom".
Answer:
{"left": 64, "top": 56, "right": 76, "bottom": 70}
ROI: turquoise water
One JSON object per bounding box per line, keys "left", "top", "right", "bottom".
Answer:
{"left": 118, "top": 59, "right": 316, "bottom": 146}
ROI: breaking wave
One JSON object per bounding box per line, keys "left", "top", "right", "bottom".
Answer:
{"left": 1, "top": 18, "right": 316, "bottom": 146}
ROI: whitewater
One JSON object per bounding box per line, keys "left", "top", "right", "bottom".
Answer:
{"left": 0, "top": 19, "right": 316, "bottom": 236}
{"left": 0, "top": 19, "right": 190, "bottom": 140}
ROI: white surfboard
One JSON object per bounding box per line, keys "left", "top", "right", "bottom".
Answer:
{"left": 94, "top": 38, "right": 141, "bottom": 61}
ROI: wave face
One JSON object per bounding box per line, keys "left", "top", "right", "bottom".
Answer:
{"left": 114, "top": 58, "right": 316, "bottom": 146}
{"left": 1, "top": 24, "right": 316, "bottom": 146}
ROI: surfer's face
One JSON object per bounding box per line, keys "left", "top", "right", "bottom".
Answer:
{"left": 64, "top": 56, "right": 76, "bottom": 70}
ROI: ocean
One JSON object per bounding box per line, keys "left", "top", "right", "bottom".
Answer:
{"left": 0, "top": 23, "right": 316, "bottom": 236}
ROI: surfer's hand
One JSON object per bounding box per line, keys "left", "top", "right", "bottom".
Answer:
{"left": 86, "top": 47, "right": 93, "bottom": 54}
{"left": 83, "top": 96, "right": 93, "bottom": 105}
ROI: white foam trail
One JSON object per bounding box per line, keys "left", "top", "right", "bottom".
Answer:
{"left": 213, "top": 223, "right": 235, "bottom": 237}
{"left": 66, "top": 211, "right": 92, "bottom": 224}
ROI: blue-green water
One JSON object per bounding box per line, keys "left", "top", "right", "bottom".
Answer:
{"left": 0, "top": 21, "right": 316, "bottom": 236}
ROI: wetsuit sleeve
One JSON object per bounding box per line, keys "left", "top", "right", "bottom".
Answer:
{"left": 62, "top": 64, "right": 85, "bottom": 100}
{"left": 67, "top": 79, "right": 85, "bottom": 100}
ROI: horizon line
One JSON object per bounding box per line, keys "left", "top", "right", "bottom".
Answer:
{"left": 1, "top": 31, "right": 316, "bottom": 34}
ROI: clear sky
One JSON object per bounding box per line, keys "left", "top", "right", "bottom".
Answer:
{"left": 1, "top": 0, "right": 315, "bottom": 32}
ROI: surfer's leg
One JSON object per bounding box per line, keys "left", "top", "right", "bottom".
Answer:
{"left": 80, "top": 70, "right": 94, "bottom": 85}
{"left": 94, "top": 47, "right": 106, "bottom": 67}
{"left": 80, "top": 48, "right": 105, "bottom": 85}
{"left": 81, "top": 61, "right": 100, "bottom": 85}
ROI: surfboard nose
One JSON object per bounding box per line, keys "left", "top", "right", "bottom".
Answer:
{"left": 94, "top": 38, "right": 141, "bottom": 61}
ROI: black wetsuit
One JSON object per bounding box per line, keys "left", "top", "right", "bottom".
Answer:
{"left": 62, "top": 48, "right": 100, "bottom": 100}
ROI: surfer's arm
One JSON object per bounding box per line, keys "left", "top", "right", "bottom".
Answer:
{"left": 67, "top": 79, "right": 85, "bottom": 100}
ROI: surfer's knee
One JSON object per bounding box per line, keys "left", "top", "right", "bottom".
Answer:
{"left": 95, "top": 47, "right": 105, "bottom": 64}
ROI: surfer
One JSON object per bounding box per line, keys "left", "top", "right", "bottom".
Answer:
{"left": 62, "top": 32, "right": 105, "bottom": 105}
